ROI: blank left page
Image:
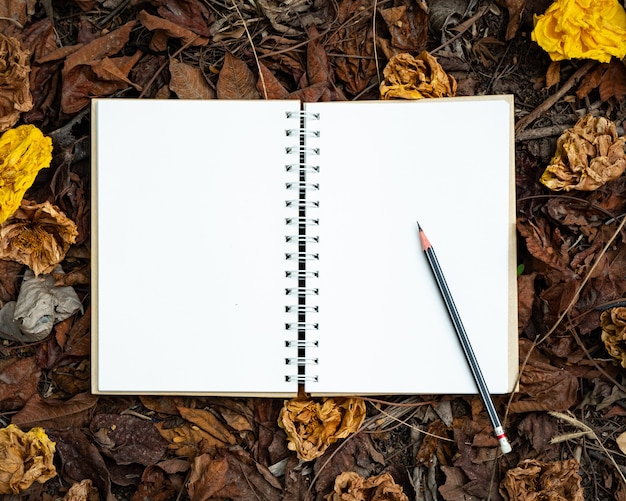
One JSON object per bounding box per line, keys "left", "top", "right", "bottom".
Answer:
{"left": 92, "top": 99, "right": 297, "bottom": 395}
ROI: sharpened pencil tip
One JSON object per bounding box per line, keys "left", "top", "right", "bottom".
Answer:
{"left": 416, "top": 221, "right": 422, "bottom": 231}
{"left": 417, "top": 222, "right": 431, "bottom": 250}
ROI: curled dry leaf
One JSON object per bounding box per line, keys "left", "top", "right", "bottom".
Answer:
{"left": 0, "top": 125, "right": 53, "bottom": 223}
{"left": 499, "top": 459, "right": 583, "bottom": 501}
{"left": 62, "top": 479, "right": 99, "bottom": 501}
{"left": 278, "top": 397, "right": 366, "bottom": 461}
{"left": 380, "top": 51, "right": 457, "bottom": 100}
{"left": 0, "top": 424, "right": 56, "bottom": 495}
{"left": 540, "top": 115, "right": 626, "bottom": 191}
{"left": 0, "top": 200, "right": 78, "bottom": 276}
{"left": 600, "top": 307, "right": 626, "bottom": 367}
{"left": 325, "top": 472, "right": 409, "bottom": 501}
{"left": 0, "top": 35, "right": 33, "bottom": 133}
{"left": 532, "top": 0, "right": 626, "bottom": 62}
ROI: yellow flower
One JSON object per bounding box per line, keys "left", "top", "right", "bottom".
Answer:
{"left": 0, "top": 125, "right": 53, "bottom": 223}
{"left": 531, "top": 0, "right": 626, "bottom": 62}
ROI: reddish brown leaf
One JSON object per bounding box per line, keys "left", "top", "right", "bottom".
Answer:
{"left": 439, "top": 466, "right": 469, "bottom": 501}
{"left": 0, "top": 0, "right": 35, "bottom": 32}
{"left": 379, "top": 2, "right": 428, "bottom": 52}
{"left": 0, "top": 259, "right": 22, "bottom": 302}
{"left": 599, "top": 59, "right": 626, "bottom": 102}
{"left": 517, "top": 272, "right": 537, "bottom": 333}
{"left": 131, "top": 464, "right": 179, "bottom": 501}
{"left": 188, "top": 449, "right": 282, "bottom": 501}
{"left": 155, "top": 0, "right": 214, "bottom": 37}
{"left": 257, "top": 61, "right": 289, "bottom": 99}
{"left": 306, "top": 25, "right": 330, "bottom": 87}
{"left": 12, "top": 392, "right": 98, "bottom": 428}
{"left": 0, "top": 356, "right": 40, "bottom": 412}
{"left": 90, "top": 414, "right": 168, "bottom": 466}
{"left": 576, "top": 62, "right": 605, "bottom": 99}
{"left": 216, "top": 52, "right": 259, "bottom": 99}
{"left": 49, "top": 359, "right": 91, "bottom": 397}
{"left": 545, "top": 60, "right": 560, "bottom": 88}
{"left": 169, "top": 58, "right": 215, "bottom": 99}
{"left": 137, "top": 10, "right": 208, "bottom": 46}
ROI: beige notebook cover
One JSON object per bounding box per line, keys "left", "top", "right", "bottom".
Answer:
{"left": 91, "top": 96, "right": 517, "bottom": 396}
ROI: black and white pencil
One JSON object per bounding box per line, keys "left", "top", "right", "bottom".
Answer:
{"left": 417, "top": 222, "right": 512, "bottom": 454}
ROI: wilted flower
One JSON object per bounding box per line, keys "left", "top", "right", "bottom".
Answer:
{"left": 325, "top": 472, "right": 409, "bottom": 501}
{"left": 600, "top": 307, "right": 626, "bottom": 367}
{"left": 278, "top": 397, "right": 366, "bottom": 461}
{"left": 0, "top": 125, "right": 53, "bottom": 223}
{"left": 0, "top": 424, "right": 56, "bottom": 494}
{"left": 380, "top": 51, "right": 457, "bottom": 100}
{"left": 0, "top": 35, "right": 33, "bottom": 132}
{"left": 0, "top": 200, "right": 78, "bottom": 276}
{"left": 532, "top": 0, "right": 626, "bottom": 62}
{"left": 540, "top": 114, "right": 626, "bottom": 191}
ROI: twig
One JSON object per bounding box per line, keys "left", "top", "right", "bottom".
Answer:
{"left": 231, "top": 0, "right": 267, "bottom": 99}
{"left": 515, "top": 61, "right": 596, "bottom": 135}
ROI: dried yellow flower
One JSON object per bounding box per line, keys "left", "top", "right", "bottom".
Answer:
{"left": 0, "top": 35, "right": 33, "bottom": 132}
{"left": 380, "top": 51, "right": 457, "bottom": 100}
{"left": 0, "top": 125, "right": 53, "bottom": 223}
{"left": 531, "top": 0, "right": 626, "bottom": 62}
{"left": 539, "top": 115, "right": 626, "bottom": 191}
{"left": 325, "top": 472, "right": 409, "bottom": 501}
{"left": 278, "top": 397, "right": 366, "bottom": 461}
{"left": 0, "top": 200, "right": 78, "bottom": 276}
{"left": 500, "top": 459, "right": 583, "bottom": 501}
{"left": 0, "top": 424, "right": 56, "bottom": 494}
{"left": 600, "top": 307, "right": 626, "bottom": 368}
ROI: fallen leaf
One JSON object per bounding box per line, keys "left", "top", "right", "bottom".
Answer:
{"left": 599, "top": 58, "right": 626, "bottom": 102}
{"left": 439, "top": 466, "right": 469, "bottom": 501}
{"left": 153, "top": 0, "right": 214, "bottom": 37}
{"left": 0, "top": 125, "right": 53, "bottom": 223}
{"left": 217, "top": 52, "right": 260, "bottom": 99}
{"left": 545, "top": 60, "right": 561, "bottom": 88}
{"left": 600, "top": 307, "right": 626, "bottom": 367}
{"left": 616, "top": 431, "right": 626, "bottom": 454}
{"left": 137, "top": 10, "right": 208, "bottom": 47}
{"left": 0, "top": 200, "right": 78, "bottom": 276}
{"left": 531, "top": 0, "right": 626, "bottom": 62}
{"left": 257, "top": 61, "right": 289, "bottom": 99}
{"left": 380, "top": 51, "right": 457, "bottom": 99}
{"left": 0, "top": 0, "right": 37, "bottom": 32}
{"left": 540, "top": 115, "right": 626, "bottom": 191}
{"left": 0, "top": 34, "right": 33, "bottom": 132}
{"left": 379, "top": 2, "right": 428, "bottom": 53}
{"left": 90, "top": 414, "right": 168, "bottom": 466}
{"left": 278, "top": 397, "right": 366, "bottom": 461}
{"left": 325, "top": 471, "right": 409, "bottom": 501}
{"left": 0, "top": 357, "right": 40, "bottom": 412}
{"left": 12, "top": 392, "right": 98, "bottom": 429}
{"left": 169, "top": 58, "right": 215, "bottom": 99}
{"left": 131, "top": 464, "right": 179, "bottom": 501}
{"left": 517, "top": 272, "right": 537, "bottom": 333}
{"left": 187, "top": 448, "right": 282, "bottom": 501}
{"left": 49, "top": 359, "right": 91, "bottom": 398}
{"left": 0, "top": 424, "right": 56, "bottom": 494}
{"left": 306, "top": 25, "right": 330, "bottom": 87}
{"left": 0, "top": 259, "right": 21, "bottom": 302}
{"left": 500, "top": 459, "right": 583, "bottom": 501}
{"left": 497, "top": 0, "right": 526, "bottom": 40}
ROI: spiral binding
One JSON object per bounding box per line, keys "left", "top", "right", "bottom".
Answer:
{"left": 284, "top": 108, "right": 320, "bottom": 385}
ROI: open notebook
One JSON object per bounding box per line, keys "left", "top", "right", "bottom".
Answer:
{"left": 91, "top": 96, "right": 517, "bottom": 396}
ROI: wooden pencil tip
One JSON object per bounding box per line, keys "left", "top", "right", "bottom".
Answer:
{"left": 416, "top": 221, "right": 422, "bottom": 231}
{"left": 417, "top": 222, "right": 431, "bottom": 250}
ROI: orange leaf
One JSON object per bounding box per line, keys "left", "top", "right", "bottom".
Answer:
{"left": 216, "top": 52, "right": 259, "bottom": 99}
{"left": 169, "top": 59, "right": 215, "bottom": 99}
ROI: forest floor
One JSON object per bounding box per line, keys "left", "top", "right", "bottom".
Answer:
{"left": 2, "top": 0, "right": 626, "bottom": 499}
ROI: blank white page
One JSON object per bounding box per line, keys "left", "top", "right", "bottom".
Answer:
{"left": 93, "top": 99, "right": 297, "bottom": 395}
{"left": 305, "top": 97, "right": 517, "bottom": 394}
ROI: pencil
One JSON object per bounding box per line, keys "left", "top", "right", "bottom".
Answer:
{"left": 417, "top": 222, "right": 512, "bottom": 455}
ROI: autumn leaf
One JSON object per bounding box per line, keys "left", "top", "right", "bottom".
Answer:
{"left": 599, "top": 58, "right": 626, "bottom": 101}
{"left": 0, "top": 125, "right": 53, "bottom": 223}
{"left": 137, "top": 9, "right": 210, "bottom": 46}
{"left": 0, "top": 34, "right": 33, "bottom": 132}
{"left": 169, "top": 58, "right": 215, "bottom": 99}
{"left": 12, "top": 393, "right": 98, "bottom": 429}
{"left": 278, "top": 397, "right": 366, "bottom": 461}
{"left": 0, "top": 424, "right": 56, "bottom": 495}
{"left": 217, "top": 52, "right": 259, "bottom": 99}
{"left": 500, "top": 459, "right": 583, "bottom": 501}
{"left": 325, "top": 472, "right": 409, "bottom": 501}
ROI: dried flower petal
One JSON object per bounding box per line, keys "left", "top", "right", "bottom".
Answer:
{"left": 0, "top": 424, "right": 56, "bottom": 494}
{"left": 278, "top": 397, "right": 366, "bottom": 461}
{"left": 531, "top": 0, "right": 626, "bottom": 62}
{"left": 500, "top": 459, "right": 583, "bottom": 501}
{"left": 0, "top": 35, "right": 33, "bottom": 132}
{"left": 380, "top": 51, "right": 456, "bottom": 100}
{"left": 539, "top": 115, "right": 626, "bottom": 191}
{"left": 325, "top": 471, "right": 409, "bottom": 501}
{"left": 0, "top": 125, "right": 53, "bottom": 223}
{"left": 0, "top": 200, "right": 78, "bottom": 276}
{"left": 600, "top": 307, "right": 626, "bottom": 367}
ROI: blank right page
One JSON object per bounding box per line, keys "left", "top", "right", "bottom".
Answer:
{"left": 306, "top": 96, "right": 517, "bottom": 395}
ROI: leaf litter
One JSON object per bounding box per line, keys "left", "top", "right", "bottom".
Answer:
{"left": 1, "top": 0, "right": 626, "bottom": 499}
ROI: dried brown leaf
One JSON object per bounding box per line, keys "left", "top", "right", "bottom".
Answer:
{"left": 617, "top": 431, "right": 626, "bottom": 454}
{"left": 217, "top": 52, "right": 259, "bottom": 99}
{"left": 497, "top": 0, "right": 526, "bottom": 40}
{"left": 325, "top": 471, "right": 408, "bottom": 501}
{"left": 0, "top": 200, "right": 78, "bottom": 276}
{"left": 500, "top": 459, "right": 583, "bottom": 501}
{"left": 379, "top": 2, "right": 428, "bottom": 53}
{"left": 0, "top": 34, "right": 32, "bottom": 133}
{"left": 0, "top": 0, "right": 36, "bottom": 32}
{"left": 599, "top": 58, "right": 626, "bottom": 102}
{"left": 62, "top": 479, "right": 99, "bottom": 501}
{"left": 306, "top": 25, "right": 330, "bottom": 87}
{"left": 545, "top": 60, "right": 561, "bottom": 88}
{"left": 279, "top": 397, "right": 366, "bottom": 461}
{"left": 0, "top": 357, "right": 40, "bottom": 412}
{"left": 0, "top": 259, "right": 22, "bottom": 302}
{"left": 169, "top": 58, "right": 215, "bottom": 99}
{"left": 576, "top": 63, "right": 605, "bottom": 100}
{"left": 257, "top": 61, "right": 289, "bottom": 99}
{"left": 0, "top": 424, "right": 56, "bottom": 494}
{"left": 380, "top": 51, "right": 457, "bottom": 99}
{"left": 517, "top": 272, "right": 537, "bottom": 333}
{"left": 188, "top": 449, "right": 282, "bottom": 501}
{"left": 137, "top": 10, "right": 208, "bottom": 46}
{"left": 540, "top": 114, "right": 626, "bottom": 191}
{"left": 12, "top": 392, "right": 98, "bottom": 429}
{"left": 155, "top": 0, "right": 213, "bottom": 37}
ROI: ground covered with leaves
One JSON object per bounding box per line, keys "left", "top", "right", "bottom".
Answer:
{"left": 1, "top": 0, "right": 626, "bottom": 499}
